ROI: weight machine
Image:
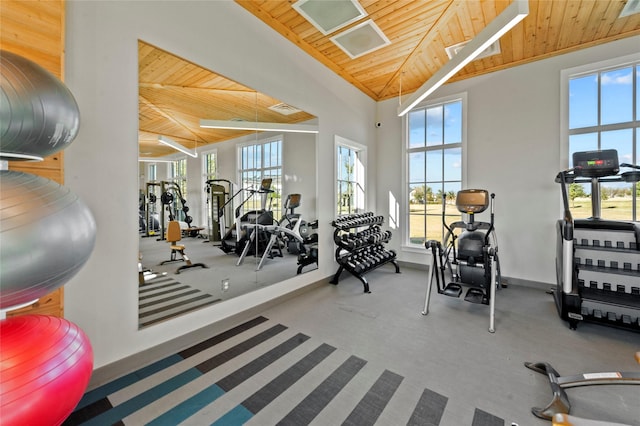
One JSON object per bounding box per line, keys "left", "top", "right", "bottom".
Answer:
{"left": 422, "top": 189, "right": 501, "bottom": 333}
{"left": 140, "top": 182, "right": 161, "bottom": 238}
{"left": 204, "top": 179, "right": 234, "bottom": 244}
{"left": 156, "top": 181, "right": 194, "bottom": 241}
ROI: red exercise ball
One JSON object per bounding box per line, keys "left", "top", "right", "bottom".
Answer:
{"left": 0, "top": 315, "right": 93, "bottom": 426}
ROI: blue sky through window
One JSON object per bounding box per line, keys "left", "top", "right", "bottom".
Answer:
{"left": 568, "top": 65, "right": 638, "bottom": 168}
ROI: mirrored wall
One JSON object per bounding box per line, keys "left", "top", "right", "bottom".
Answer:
{"left": 137, "top": 40, "right": 319, "bottom": 328}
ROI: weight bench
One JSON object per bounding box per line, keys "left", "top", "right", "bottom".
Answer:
{"left": 160, "top": 221, "right": 208, "bottom": 274}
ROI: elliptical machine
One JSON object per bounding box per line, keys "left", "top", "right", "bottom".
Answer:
{"left": 422, "top": 189, "right": 501, "bottom": 333}
{"left": 220, "top": 178, "right": 274, "bottom": 255}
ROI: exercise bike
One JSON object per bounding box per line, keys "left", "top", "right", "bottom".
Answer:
{"left": 422, "top": 189, "right": 501, "bottom": 333}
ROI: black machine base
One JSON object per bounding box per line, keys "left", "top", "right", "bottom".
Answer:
{"left": 464, "top": 288, "right": 488, "bottom": 305}
{"left": 443, "top": 283, "right": 462, "bottom": 297}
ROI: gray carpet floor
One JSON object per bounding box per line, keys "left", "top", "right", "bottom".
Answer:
{"left": 89, "top": 251, "right": 639, "bottom": 425}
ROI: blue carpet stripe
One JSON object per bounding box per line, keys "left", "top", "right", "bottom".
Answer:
{"left": 71, "top": 354, "right": 184, "bottom": 411}
{"left": 212, "top": 346, "right": 338, "bottom": 426}
{"left": 276, "top": 355, "right": 367, "bottom": 425}
{"left": 65, "top": 316, "right": 509, "bottom": 426}
{"left": 146, "top": 333, "right": 310, "bottom": 425}
{"left": 81, "top": 368, "right": 203, "bottom": 426}
{"left": 211, "top": 405, "right": 254, "bottom": 426}
{"left": 146, "top": 383, "right": 226, "bottom": 426}
{"left": 65, "top": 317, "right": 269, "bottom": 424}
{"left": 407, "top": 387, "right": 449, "bottom": 426}
{"left": 342, "top": 369, "right": 404, "bottom": 426}
{"left": 80, "top": 324, "right": 286, "bottom": 424}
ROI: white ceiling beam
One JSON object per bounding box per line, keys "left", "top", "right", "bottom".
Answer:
{"left": 200, "top": 119, "right": 319, "bottom": 134}
{"left": 397, "top": 0, "right": 529, "bottom": 117}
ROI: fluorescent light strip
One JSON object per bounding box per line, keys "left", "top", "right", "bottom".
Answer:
{"left": 157, "top": 135, "right": 198, "bottom": 158}
{"left": 397, "top": 0, "right": 529, "bottom": 117}
{"left": 200, "top": 119, "right": 319, "bottom": 134}
{"left": 138, "top": 158, "right": 175, "bottom": 163}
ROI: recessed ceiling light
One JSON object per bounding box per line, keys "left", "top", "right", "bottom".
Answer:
{"left": 293, "top": 0, "right": 367, "bottom": 35}
{"left": 330, "top": 19, "right": 391, "bottom": 59}
{"left": 619, "top": 0, "right": 640, "bottom": 18}
{"left": 269, "top": 103, "right": 303, "bottom": 116}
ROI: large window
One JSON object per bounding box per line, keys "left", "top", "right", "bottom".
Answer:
{"left": 336, "top": 139, "right": 365, "bottom": 216}
{"left": 567, "top": 61, "right": 639, "bottom": 220}
{"left": 202, "top": 150, "right": 217, "bottom": 229}
{"left": 238, "top": 137, "right": 282, "bottom": 219}
{"left": 203, "top": 150, "right": 217, "bottom": 180}
{"left": 407, "top": 96, "right": 464, "bottom": 245}
{"left": 169, "top": 157, "right": 187, "bottom": 221}
{"left": 169, "top": 158, "right": 187, "bottom": 196}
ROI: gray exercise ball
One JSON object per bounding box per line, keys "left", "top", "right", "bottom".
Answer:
{"left": 0, "top": 171, "right": 96, "bottom": 309}
{"left": 0, "top": 50, "right": 80, "bottom": 161}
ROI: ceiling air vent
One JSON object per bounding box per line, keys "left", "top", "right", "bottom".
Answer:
{"left": 445, "top": 40, "right": 501, "bottom": 61}
{"left": 268, "top": 103, "right": 303, "bottom": 116}
{"left": 619, "top": 0, "right": 640, "bottom": 18}
{"left": 331, "top": 19, "right": 391, "bottom": 59}
{"left": 292, "top": 0, "right": 366, "bottom": 35}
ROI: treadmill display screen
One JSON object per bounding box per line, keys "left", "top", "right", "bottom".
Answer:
{"left": 573, "top": 149, "right": 619, "bottom": 178}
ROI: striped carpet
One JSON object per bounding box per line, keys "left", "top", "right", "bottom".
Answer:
{"left": 138, "top": 275, "right": 221, "bottom": 329}
{"left": 64, "top": 316, "right": 506, "bottom": 426}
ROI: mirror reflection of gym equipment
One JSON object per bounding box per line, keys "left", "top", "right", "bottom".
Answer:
{"left": 136, "top": 41, "right": 319, "bottom": 329}
{"left": 423, "top": 189, "right": 502, "bottom": 333}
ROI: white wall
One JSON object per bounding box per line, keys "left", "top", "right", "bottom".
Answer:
{"left": 63, "top": 0, "right": 639, "bottom": 369}
{"left": 375, "top": 36, "right": 640, "bottom": 286}
{"left": 63, "top": 0, "right": 376, "bottom": 369}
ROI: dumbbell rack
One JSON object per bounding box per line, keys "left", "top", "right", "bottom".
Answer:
{"left": 330, "top": 212, "right": 400, "bottom": 293}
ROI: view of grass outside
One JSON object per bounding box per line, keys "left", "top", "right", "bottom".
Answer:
{"left": 407, "top": 97, "right": 463, "bottom": 246}
{"left": 408, "top": 200, "right": 460, "bottom": 244}
{"left": 567, "top": 182, "right": 638, "bottom": 220}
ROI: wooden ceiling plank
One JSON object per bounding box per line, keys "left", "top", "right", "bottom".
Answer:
{"left": 555, "top": 1, "right": 581, "bottom": 50}
{"left": 565, "top": 0, "right": 598, "bottom": 48}
{"left": 140, "top": 95, "right": 207, "bottom": 144}
{"left": 532, "top": 0, "right": 554, "bottom": 57}
{"left": 377, "top": 0, "right": 458, "bottom": 99}
{"left": 235, "top": 0, "right": 378, "bottom": 99}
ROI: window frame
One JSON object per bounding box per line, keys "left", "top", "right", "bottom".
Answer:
{"left": 202, "top": 148, "right": 218, "bottom": 232}
{"left": 334, "top": 135, "right": 367, "bottom": 216}
{"left": 561, "top": 53, "right": 640, "bottom": 221}
{"left": 236, "top": 135, "right": 283, "bottom": 219}
{"left": 403, "top": 92, "right": 467, "bottom": 250}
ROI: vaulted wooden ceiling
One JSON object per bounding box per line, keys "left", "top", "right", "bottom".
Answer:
{"left": 140, "top": 0, "right": 640, "bottom": 158}
{"left": 138, "top": 41, "right": 316, "bottom": 158}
